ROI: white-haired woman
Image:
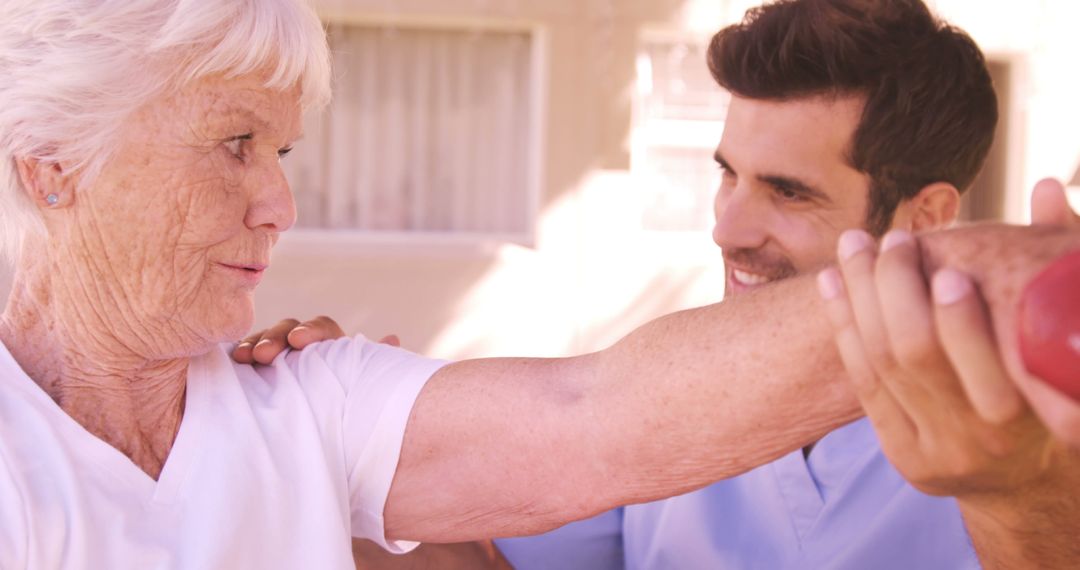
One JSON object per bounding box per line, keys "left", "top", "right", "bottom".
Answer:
{"left": 0, "top": 0, "right": 1075, "bottom": 568}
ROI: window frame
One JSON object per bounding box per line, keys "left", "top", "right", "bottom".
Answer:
{"left": 631, "top": 29, "right": 728, "bottom": 237}
{"left": 282, "top": 13, "right": 550, "bottom": 249}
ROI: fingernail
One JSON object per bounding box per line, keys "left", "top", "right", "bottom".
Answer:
{"left": 236, "top": 341, "right": 253, "bottom": 349}
{"left": 255, "top": 339, "right": 272, "bottom": 348}
{"left": 880, "top": 229, "right": 913, "bottom": 252}
{"left": 817, "top": 268, "right": 843, "bottom": 300}
{"left": 838, "top": 230, "right": 873, "bottom": 261}
{"left": 932, "top": 268, "right": 973, "bottom": 305}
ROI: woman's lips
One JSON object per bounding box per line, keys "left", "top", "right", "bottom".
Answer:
{"left": 217, "top": 262, "right": 267, "bottom": 286}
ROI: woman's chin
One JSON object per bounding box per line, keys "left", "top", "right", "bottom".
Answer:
{"left": 195, "top": 299, "right": 256, "bottom": 346}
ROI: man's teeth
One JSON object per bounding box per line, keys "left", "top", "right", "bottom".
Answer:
{"left": 733, "top": 269, "right": 772, "bottom": 286}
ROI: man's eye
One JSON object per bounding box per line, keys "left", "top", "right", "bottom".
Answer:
{"left": 774, "top": 186, "right": 805, "bottom": 202}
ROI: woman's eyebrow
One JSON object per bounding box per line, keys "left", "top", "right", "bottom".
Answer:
{"left": 215, "top": 106, "right": 273, "bottom": 134}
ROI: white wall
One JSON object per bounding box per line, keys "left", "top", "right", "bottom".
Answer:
{"left": 258, "top": 0, "right": 1080, "bottom": 360}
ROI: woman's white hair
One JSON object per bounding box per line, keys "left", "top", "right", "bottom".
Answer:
{"left": 0, "top": 0, "right": 332, "bottom": 260}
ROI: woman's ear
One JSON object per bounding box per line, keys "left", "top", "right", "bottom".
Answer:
{"left": 905, "top": 182, "right": 961, "bottom": 232}
{"left": 14, "top": 156, "right": 74, "bottom": 208}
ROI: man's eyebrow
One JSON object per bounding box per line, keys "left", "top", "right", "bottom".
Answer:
{"left": 758, "top": 174, "right": 833, "bottom": 203}
{"left": 715, "top": 150, "right": 832, "bottom": 203}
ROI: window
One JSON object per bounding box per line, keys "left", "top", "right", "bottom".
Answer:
{"left": 633, "top": 35, "right": 729, "bottom": 232}
{"left": 283, "top": 22, "right": 542, "bottom": 239}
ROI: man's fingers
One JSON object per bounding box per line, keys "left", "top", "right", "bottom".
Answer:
{"left": 232, "top": 341, "right": 256, "bottom": 364}
{"left": 874, "top": 231, "right": 968, "bottom": 413}
{"left": 231, "top": 316, "right": 349, "bottom": 365}
{"left": 250, "top": 318, "right": 301, "bottom": 364}
{"left": 932, "top": 269, "right": 1024, "bottom": 424}
{"left": 818, "top": 266, "right": 917, "bottom": 448}
{"left": 819, "top": 267, "right": 875, "bottom": 389}
{"left": 875, "top": 231, "right": 944, "bottom": 371}
{"left": 231, "top": 331, "right": 266, "bottom": 364}
{"left": 1031, "top": 178, "right": 1078, "bottom": 227}
{"left": 378, "top": 334, "right": 402, "bottom": 347}
{"left": 836, "top": 230, "right": 897, "bottom": 375}
{"left": 286, "top": 315, "right": 348, "bottom": 349}
{"left": 310, "top": 315, "right": 346, "bottom": 338}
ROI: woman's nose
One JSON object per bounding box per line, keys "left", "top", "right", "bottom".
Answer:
{"left": 244, "top": 163, "right": 297, "bottom": 233}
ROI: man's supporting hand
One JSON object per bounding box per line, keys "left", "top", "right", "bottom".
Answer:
{"left": 232, "top": 316, "right": 397, "bottom": 365}
{"left": 819, "top": 227, "right": 1080, "bottom": 569}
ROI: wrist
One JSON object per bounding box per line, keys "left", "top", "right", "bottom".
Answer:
{"left": 956, "top": 443, "right": 1080, "bottom": 568}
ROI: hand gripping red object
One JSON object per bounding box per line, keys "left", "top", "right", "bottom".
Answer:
{"left": 1018, "top": 250, "right": 1080, "bottom": 400}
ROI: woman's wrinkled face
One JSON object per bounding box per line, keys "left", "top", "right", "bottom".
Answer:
{"left": 60, "top": 74, "right": 302, "bottom": 356}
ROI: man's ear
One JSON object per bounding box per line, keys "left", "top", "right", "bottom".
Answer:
{"left": 902, "top": 182, "right": 961, "bottom": 232}
{"left": 14, "top": 156, "right": 74, "bottom": 208}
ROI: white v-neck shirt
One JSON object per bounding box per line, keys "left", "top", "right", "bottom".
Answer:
{"left": 0, "top": 336, "right": 447, "bottom": 569}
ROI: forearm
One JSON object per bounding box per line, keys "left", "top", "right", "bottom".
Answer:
{"left": 958, "top": 443, "right": 1080, "bottom": 569}
{"left": 592, "top": 275, "right": 859, "bottom": 500}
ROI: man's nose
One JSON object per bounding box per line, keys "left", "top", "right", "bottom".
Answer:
{"left": 712, "top": 184, "right": 769, "bottom": 251}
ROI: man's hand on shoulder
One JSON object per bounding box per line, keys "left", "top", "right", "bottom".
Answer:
{"left": 231, "top": 316, "right": 397, "bottom": 365}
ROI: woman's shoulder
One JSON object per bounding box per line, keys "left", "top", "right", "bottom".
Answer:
{"left": 207, "top": 335, "right": 449, "bottom": 401}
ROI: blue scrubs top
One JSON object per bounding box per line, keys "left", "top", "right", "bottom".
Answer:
{"left": 497, "top": 418, "right": 981, "bottom": 569}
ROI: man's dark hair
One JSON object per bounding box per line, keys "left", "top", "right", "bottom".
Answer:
{"left": 707, "top": 0, "right": 998, "bottom": 235}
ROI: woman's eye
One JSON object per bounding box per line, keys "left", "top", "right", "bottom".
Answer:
{"left": 224, "top": 135, "right": 252, "bottom": 162}
{"left": 277, "top": 147, "right": 294, "bottom": 160}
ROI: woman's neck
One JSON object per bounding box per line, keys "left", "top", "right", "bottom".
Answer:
{"left": 0, "top": 263, "right": 190, "bottom": 480}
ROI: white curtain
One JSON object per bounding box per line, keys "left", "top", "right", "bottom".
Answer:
{"left": 285, "top": 24, "right": 534, "bottom": 234}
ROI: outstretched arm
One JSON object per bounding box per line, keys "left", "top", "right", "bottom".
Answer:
{"left": 384, "top": 223, "right": 1080, "bottom": 543}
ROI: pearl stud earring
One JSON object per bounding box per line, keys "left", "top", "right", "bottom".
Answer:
{"left": 46, "top": 194, "right": 59, "bottom": 206}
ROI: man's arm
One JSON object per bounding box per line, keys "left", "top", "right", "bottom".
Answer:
{"left": 383, "top": 224, "right": 1080, "bottom": 543}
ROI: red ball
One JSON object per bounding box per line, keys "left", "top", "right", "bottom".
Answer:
{"left": 1018, "top": 250, "right": 1080, "bottom": 400}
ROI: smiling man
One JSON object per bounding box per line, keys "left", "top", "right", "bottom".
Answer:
{"left": 489, "top": 2, "right": 1077, "bottom": 568}
{"left": 241, "top": 0, "right": 1080, "bottom": 568}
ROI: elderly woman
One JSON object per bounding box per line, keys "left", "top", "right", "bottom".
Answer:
{"left": 0, "top": 0, "right": 1076, "bottom": 568}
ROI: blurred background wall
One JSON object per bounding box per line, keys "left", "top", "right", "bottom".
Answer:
{"left": 2, "top": 0, "right": 1078, "bottom": 360}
